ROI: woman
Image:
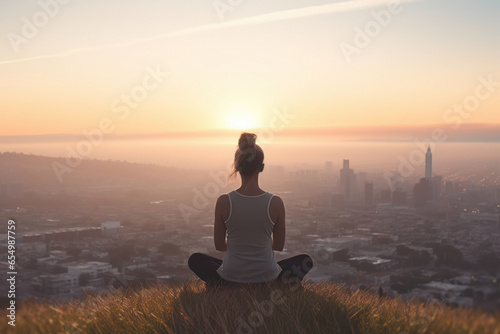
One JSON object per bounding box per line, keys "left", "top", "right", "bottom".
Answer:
{"left": 188, "top": 132, "right": 313, "bottom": 287}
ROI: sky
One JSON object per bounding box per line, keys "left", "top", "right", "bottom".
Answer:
{"left": 0, "top": 0, "right": 499, "bottom": 139}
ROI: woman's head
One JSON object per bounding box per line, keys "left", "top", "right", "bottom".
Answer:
{"left": 230, "top": 132, "right": 264, "bottom": 179}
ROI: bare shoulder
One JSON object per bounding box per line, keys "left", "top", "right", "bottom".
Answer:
{"left": 215, "top": 194, "right": 230, "bottom": 222}
{"left": 216, "top": 194, "right": 230, "bottom": 209}
{"left": 270, "top": 195, "right": 284, "bottom": 209}
{"left": 271, "top": 195, "right": 283, "bottom": 205}
{"left": 217, "top": 193, "right": 229, "bottom": 202}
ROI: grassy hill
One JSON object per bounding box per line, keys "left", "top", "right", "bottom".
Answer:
{"left": 2, "top": 280, "right": 500, "bottom": 334}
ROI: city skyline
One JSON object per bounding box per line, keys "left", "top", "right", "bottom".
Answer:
{"left": 1, "top": 148, "right": 500, "bottom": 316}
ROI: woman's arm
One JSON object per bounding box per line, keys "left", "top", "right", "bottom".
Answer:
{"left": 270, "top": 196, "right": 286, "bottom": 251}
{"left": 214, "top": 194, "right": 229, "bottom": 252}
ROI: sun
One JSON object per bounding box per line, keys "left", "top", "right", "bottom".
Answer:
{"left": 224, "top": 106, "right": 261, "bottom": 130}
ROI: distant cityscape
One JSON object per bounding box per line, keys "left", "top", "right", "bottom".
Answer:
{"left": 1, "top": 151, "right": 499, "bottom": 312}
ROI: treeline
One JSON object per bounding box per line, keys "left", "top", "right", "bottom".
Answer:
{"left": 0, "top": 152, "right": 194, "bottom": 186}
{"left": 396, "top": 243, "right": 500, "bottom": 274}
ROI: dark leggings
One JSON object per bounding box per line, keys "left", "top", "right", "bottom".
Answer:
{"left": 188, "top": 253, "right": 313, "bottom": 286}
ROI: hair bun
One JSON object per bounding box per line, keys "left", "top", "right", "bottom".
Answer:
{"left": 230, "top": 132, "right": 264, "bottom": 179}
{"left": 238, "top": 132, "right": 257, "bottom": 151}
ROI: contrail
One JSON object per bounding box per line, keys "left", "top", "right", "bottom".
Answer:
{"left": 0, "top": 0, "right": 426, "bottom": 66}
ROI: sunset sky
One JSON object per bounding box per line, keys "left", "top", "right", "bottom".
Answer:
{"left": 0, "top": 0, "right": 499, "bottom": 138}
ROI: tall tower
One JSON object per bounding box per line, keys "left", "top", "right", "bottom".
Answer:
{"left": 364, "top": 182, "right": 374, "bottom": 206}
{"left": 339, "top": 160, "right": 356, "bottom": 200}
{"left": 425, "top": 147, "right": 432, "bottom": 179}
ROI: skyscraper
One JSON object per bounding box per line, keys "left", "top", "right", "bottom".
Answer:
{"left": 432, "top": 175, "right": 443, "bottom": 201}
{"left": 414, "top": 177, "right": 433, "bottom": 208}
{"left": 425, "top": 147, "right": 432, "bottom": 179}
{"left": 364, "top": 182, "right": 374, "bottom": 206}
{"left": 339, "top": 159, "right": 356, "bottom": 200}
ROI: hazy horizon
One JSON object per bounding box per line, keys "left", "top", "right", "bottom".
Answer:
{"left": 2, "top": 138, "right": 499, "bottom": 173}
{"left": 1, "top": 0, "right": 499, "bottom": 176}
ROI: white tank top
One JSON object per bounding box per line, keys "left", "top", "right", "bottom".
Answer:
{"left": 216, "top": 190, "right": 282, "bottom": 283}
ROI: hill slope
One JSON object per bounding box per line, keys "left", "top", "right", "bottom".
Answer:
{"left": 2, "top": 280, "right": 500, "bottom": 334}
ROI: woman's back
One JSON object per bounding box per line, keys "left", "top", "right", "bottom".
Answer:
{"left": 188, "top": 132, "right": 312, "bottom": 288}
{"left": 216, "top": 190, "right": 282, "bottom": 283}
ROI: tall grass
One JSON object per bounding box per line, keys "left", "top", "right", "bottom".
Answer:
{"left": 2, "top": 280, "right": 499, "bottom": 334}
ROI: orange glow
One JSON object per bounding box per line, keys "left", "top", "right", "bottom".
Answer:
{"left": 0, "top": 1, "right": 498, "bottom": 138}
{"left": 224, "top": 106, "right": 262, "bottom": 130}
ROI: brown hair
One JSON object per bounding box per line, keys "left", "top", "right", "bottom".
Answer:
{"left": 229, "top": 132, "right": 264, "bottom": 179}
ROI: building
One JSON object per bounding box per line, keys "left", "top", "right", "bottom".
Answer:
{"left": 312, "top": 236, "right": 370, "bottom": 251}
{"left": 392, "top": 190, "right": 407, "bottom": 206}
{"left": 425, "top": 147, "right": 432, "bottom": 179}
{"left": 348, "top": 256, "right": 391, "bottom": 270}
{"left": 421, "top": 281, "right": 469, "bottom": 303}
{"left": 330, "top": 193, "right": 345, "bottom": 207}
{"left": 265, "top": 165, "right": 286, "bottom": 181}
{"left": 37, "top": 256, "right": 59, "bottom": 266}
{"left": 101, "top": 221, "right": 121, "bottom": 237}
{"left": 357, "top": 172, "right": 367, "bottom": 192}
{"left": 460, "top": 212, "right": 500, "bottom": 228}
{"left": 432, "top": 175, "right": 443, "bottom": 201}
{"left": 33, "top": 273, "right": 79, "bottom": 294}
{"left": 17, "top": 242, "right": 46, "bottom": 256}
{"left": 67, "top": 261, "right": 116, "bottom": 278}
{"left": 445, "top": 181, "right": 454, "bottom": 194}
{"left": 49, "top": 250, "right": 69, "bottom": 260}
{"left": 380, "top": 189, "right": 391, "bottom": 203}
{"left": 364, "top": 182, "right": 374, "bottom": 206}
{"left": 339, "top": 160, "right": 356, "bottom": 201}
{"left": 414, "top": 178, "right": 433, "bottom": 208}
{"left": 367, "top": 272, "right": 391, "bottom": 285}
{"left": 494, "top": 186, "right": 500, "bottom": 202}
{"left": 37, "top": 227, "right": 102, "bottom": 243}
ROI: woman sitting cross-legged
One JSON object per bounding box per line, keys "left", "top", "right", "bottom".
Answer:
{"left": 188, "top": 132, "right": 313, "bottom": 288}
